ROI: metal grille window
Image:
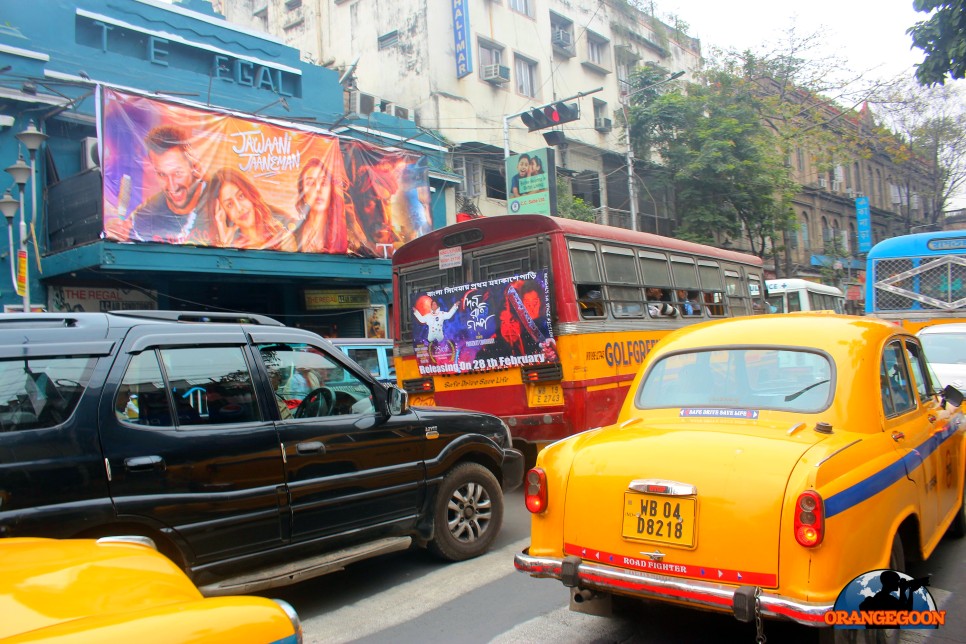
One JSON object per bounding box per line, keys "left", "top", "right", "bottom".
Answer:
{"left": 872, "top": 255, "right": 966, "bottom": 311}
{"left": 378, "top": 31, "right": 399, "bottom": 50}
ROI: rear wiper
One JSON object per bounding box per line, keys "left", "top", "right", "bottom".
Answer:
{"left": 784, "top": 379, "right": 830, "bottom": 402}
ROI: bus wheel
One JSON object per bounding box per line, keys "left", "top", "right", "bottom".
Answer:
{"left": 947, "top": 479, "right": 966, "bottom": 539}
{"left": 428, "top": 463, "right": 504, "bottom": 562}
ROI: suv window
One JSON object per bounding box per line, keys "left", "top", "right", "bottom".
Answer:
{"left": 0, "top": 356, "right": 96, "bottom": 430}
{"left": 115, "top": 346, "right": 262, "bottom": 427}
{"left": 258, "top": 343, "right": 375, "bottom": 417}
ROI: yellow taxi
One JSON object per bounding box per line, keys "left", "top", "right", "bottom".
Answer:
{"left": 1, "top": 536, "right": 302, "bottom": 643}
{"left": 515, "top": 313, "right": 966, "bottom": 637}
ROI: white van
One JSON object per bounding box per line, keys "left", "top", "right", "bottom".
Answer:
{"left": 765, "top": 279, "right": 845, "bottom": 314}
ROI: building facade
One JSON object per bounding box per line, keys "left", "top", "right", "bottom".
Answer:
{"left": 0, "top": 0, "right": 453, "bottom": 334}
{"left": 219, "top": 0, "right": 701, "bottom": 232}
{"left": 218, "top": 0, "right": 939, "bottom": 317}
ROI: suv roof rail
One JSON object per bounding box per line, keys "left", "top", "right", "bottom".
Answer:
{"left": 109, "top": 310, "right": 285, "bottom": 326}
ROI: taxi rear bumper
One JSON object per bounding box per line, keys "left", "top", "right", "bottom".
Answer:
{"left": 513, "top": 550, "right": 832, "bottom": 627}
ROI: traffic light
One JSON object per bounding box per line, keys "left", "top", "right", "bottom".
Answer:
{"left": 520, "top": 102, "right": 580, "bottom": 131}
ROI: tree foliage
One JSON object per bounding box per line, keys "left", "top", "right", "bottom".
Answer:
{"left": 626, "top": 64, "right": 796, "bottom": 256}
{"left": 909, "top": 0, "right": 966, "bottom": 86}
{"left": 554, "top": 177, "right": 597, "bottom": 222}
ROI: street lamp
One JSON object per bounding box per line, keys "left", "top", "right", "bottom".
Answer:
{"left": 5, "top": 152, "right": 30, "bottom": 310}
{"left": 0, "top": 189, "right": 19, "bottom": 300}
{"left": 15, "top": 120, "right": 47, "bottom": 307}
{"left": 620, "top": 70, "right": 684, "bottom": 232}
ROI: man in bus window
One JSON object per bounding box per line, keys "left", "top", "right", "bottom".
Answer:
{"left": 677, "top": 290, "right": 701, "bottom": 316}
{"left": 577, "top": 286, "right": 605, "bottom": 318}
{"left": 646, "top": 287, "right": 677, "bottom": 317}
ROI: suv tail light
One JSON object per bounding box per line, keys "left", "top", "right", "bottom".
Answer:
{"left": 794, "top": 490, "right": 824, "bottom": 547}
{"left": 524, "top": 468, "right": 547, "bottom": 513}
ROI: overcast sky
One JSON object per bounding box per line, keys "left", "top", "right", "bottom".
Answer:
{"left": 660, "top": 0, "right": 931, "bottom": 83}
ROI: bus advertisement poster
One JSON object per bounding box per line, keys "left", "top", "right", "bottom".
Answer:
{"left": 411, "top": 269, "right": 559, "bottom": 374}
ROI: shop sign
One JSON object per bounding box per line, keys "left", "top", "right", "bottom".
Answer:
{"left": 304, "top": 289, "right": 371, "bottom": 310}
{"left": 49, "top": 285, "right": 158, "bottom": 312}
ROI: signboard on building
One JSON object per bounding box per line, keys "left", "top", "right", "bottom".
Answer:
{"left": 505, "top": 148, "right": 557, "bottom": 216}
{"left": 48, "top": 285, "right": 158, "bottom": 312}
{"left": 451, "top": 0, "right": 473, "bottom": 78}
{"left": 100, "top": 88, "right": 432, "bottom": 259}
{"left": 304, "top": 289, "right": 371, "bottom": 310}
{"left": 856, "top": 196, "right": 872, "bottom": 253}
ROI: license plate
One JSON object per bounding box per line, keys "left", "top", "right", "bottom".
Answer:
{"left": 621, "top": 492, "right": 696, "bottom": 547}
{"left": 410, "top": 394, "right": 436, "bottom": 407}
{"left": 527, "top": 383, "right": 563, "bottom": 407}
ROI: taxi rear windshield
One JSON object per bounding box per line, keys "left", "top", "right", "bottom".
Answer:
{"left": 637, "top": 348, "right": 832, "bottom": 413}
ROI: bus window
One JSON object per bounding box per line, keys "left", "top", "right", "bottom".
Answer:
{"left": 611, "top": 286, "right": 645, "bottom": 317}
{"left": 725, "top": 269, "right": 749, "bottom": 316}
{"left": 577, "top": 285, "right": 605, "bottom": 317}
{"left": 639, "top": 250, "right": 672, "bottom": 285}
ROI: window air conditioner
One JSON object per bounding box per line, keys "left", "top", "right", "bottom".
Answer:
{"left": 551, "top": 30, "right": 573, "bottom": 49}
{"left": 594, "top": 117, "right": 612, "bottom": 132}
{"left": 482, "top": 64, "right": 511, "bottom": 84}
{"left": 350, "top": 90, "right": 379, "bottom": 115}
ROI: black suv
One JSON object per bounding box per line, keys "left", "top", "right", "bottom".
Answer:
{"left": 0, "top": 311, "right": 522, "bottom": 594}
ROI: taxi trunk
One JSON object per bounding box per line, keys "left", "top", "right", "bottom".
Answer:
{"left": 561, "top": 422, "right": 818, "bottom": 589}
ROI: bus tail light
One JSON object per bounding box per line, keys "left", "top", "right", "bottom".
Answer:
{"left": 402, "top": 377, "right": 435, "bottom": 394}
{"left": 522, "top": 363, "right": 563, "bottom": 383}
{"left": 524, "top": 468, "right": 548, "bottom": 513}
{"left": 794, "top": 490, "right": 824, "bottom": 547}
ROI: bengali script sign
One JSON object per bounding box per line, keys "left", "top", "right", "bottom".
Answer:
{"left": 410, "top": 269, "right": 558, "bottom": 375}
{"left": 100, "top": 88, "right": 431, "bottom": 258}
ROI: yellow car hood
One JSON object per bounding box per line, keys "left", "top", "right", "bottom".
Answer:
{"left": 561, "top": 419, "right": 820, "bottom": 588}
{"left": 0, "top": 538, "right": 200, "bottom": 639}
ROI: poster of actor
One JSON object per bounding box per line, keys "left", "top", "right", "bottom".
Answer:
{"left": 99, "top": 88, "right": 431, "bottom": 258}
{"left": 410, "top": 270, "right": 558, "bottom": 375}
{"left": 504, "top": 147, "right": 557, "bottom": 216}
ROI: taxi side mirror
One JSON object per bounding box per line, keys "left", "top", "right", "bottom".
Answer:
{"left": 941, "top": 384, "right": 963, "bottom": 409}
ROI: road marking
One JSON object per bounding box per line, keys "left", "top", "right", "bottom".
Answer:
{"left": 301, "top": 537, "right": 529, "bottom": 643}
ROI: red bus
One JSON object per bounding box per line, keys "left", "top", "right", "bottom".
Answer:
{"left": 392, "top": 215, "right": 766, "bottom": 467}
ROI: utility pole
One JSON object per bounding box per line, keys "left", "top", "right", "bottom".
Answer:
{"left": 620, "top": 71, "right": 684, "bottom": 232}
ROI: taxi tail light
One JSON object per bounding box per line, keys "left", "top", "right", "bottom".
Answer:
{"left": 794, "top": 490, "right": 824, "bottom": 547}
{"left": 402, "top": 377, "right": 435, "bottom": 394}
{"left": 524, "top": 467, "right": 548, "bottom": 513}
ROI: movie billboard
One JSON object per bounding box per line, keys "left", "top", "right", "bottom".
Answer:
{"left": 410, "top": 269, "right": 558, "bottom": 375}
{"left": 100, "top": 88, "right": 431, "bottom": 258}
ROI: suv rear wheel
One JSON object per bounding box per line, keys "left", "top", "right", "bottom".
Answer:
{"left": 428, "top": 463, "right": 503, "bottom": 561}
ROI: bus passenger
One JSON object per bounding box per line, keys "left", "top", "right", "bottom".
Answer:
{"left": 646, "top": 287, "right": 677, "bottom": 317}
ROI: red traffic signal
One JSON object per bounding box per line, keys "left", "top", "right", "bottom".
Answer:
{"left": 544, "top": 102, "right": 579, "bottom": 124}
{"left": 520, "top": 101, "right": 579, "bottom": 131}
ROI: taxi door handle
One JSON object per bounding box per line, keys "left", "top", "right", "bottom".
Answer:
{"left": 296, "top": 441, "right": 325, "bottom": 455}
{"left": 891, "top": 431, "right": 905, "bottom": 442}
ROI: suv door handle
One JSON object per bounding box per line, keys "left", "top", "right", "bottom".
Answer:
{"left": 124, "top": 455, "right": 165, "bottom": 471}
{"left": 296, "top": 441, "right": 325, "bottom": 454}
